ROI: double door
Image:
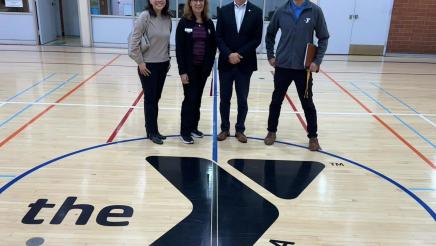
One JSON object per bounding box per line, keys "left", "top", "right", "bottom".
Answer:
{"left": 319, "top": 0, "right": 393, "bottom": 55}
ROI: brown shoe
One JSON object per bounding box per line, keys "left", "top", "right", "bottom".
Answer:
{"left": 309, "top": 137, "right": 321, "bottom": 151}
{"left": 264, "top": 132, "right": 276, "bottom": 145}
{"left": 217, "top": 131, "right": 230, "bottom": 141}
{"left": 235, "top": 132, "right": 247, "bottom": 143}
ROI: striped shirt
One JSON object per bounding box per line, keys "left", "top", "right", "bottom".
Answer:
{"left": 192, "top": 24, "right": 207, "bottom": 65}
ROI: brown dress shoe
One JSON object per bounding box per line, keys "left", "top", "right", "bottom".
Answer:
{"left": 217, "top": 131, "right": 230, "bottom": 141}
{"left": 235, "top": 132, "right": 247, "bottom": 143}
{"left": 264, "top": 132, "right": 276, "bottom": 145}
{"left": 309, "top": 137, "right": 321, "bottom": 151}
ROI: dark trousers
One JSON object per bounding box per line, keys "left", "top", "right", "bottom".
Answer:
{"left": 267, "top": 67, "right": 318, "bottom": 138}
{"left": 138, "top": 61, "right": 169, "bottom": 135}
{"left": 180, "top": 65, "right": 208, "bottom": 136}
{"left": 219, "top": 68, "right": 253, "bottom": 133}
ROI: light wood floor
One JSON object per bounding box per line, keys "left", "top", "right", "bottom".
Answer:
{"left": 0, "top": 45, "right": 435, "bottom": 245}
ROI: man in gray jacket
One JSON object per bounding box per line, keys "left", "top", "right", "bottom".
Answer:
{"left": 264, "top": 0, "right": 329, "bottom": 151}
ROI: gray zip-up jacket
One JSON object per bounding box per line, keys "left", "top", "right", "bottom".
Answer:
{"left": 266, "top": 1, "right": 329, "bottom": 70}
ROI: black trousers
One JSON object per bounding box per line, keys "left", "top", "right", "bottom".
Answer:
{"left": 138, "top": 61, "right": 169, "bottom": 135}
{"left": 219, "top": 68, "right": 253, "bottom": 133}
{"left": 180, "top": 65, "right": 208, "bottom": 136}
{"left": 267, "top": 67, "right": 318, "bottom": 138}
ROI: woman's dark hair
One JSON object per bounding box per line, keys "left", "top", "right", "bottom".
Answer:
{"left": 146, "top": 0, "right": 171, "bottom": 17}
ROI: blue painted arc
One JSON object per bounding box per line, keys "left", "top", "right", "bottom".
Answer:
{"left": 0, "top": 135, "right": 434, "bottom": 222}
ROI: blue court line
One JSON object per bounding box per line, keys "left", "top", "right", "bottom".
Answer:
{"left": 370, "top": 82, "right": 420, "bottom": 114}
{"left": 0, "top": 135, "right": 434, "bottom": 221}
{"left": 0, "top": 175, "right": 16, "bottom": 178}
{"left": 0, "top": 73, "right": 79, "bottom": 128}
{"left": 212, "top": 60, "right": 218, "bottom": 162}
{"left": 0, "top": 73, "right": 56, "bottom": 108}
{"left": 409, "top": 188, "right": 436, "bottom": 191}
{"left": 370, "top": 82, "right": 436, "bottom": 127}
{"left": 351, "top": 82, "right": 435, "bottom": 148}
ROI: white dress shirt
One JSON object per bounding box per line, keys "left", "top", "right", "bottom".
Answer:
{"left": 234, "top": 0, "right": 248, "bottom": 32}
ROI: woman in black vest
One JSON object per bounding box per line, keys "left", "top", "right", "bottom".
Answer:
{"left": 176, "top": 0, "right": 217, "bottom": 144}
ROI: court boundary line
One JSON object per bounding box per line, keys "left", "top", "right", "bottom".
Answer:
{"left": 351, "top": 82, "right": 435, "bottom": 148}
{"left": 0, "top": 135, "right": 434, "bottom": 221}
{"left": 212, "top": 61, "right": 219, "bottom": 246}
{"left": 1, "top": 101, "right": 434, "bottom": 117}
{"left": 106, "top": 91, "right": 144, "bottom": 143}
{"left": 2, "top": 49, "right": 436, "bottom": 64}
{"left": 285, "top": 94, "right": 307, "bottom": 131}
{"left": 370, "top": 82, "right": 436, "bottom": 128}
{"left": 321, "top": 69, "right": 435, "bottom": 169}
{"left": 0, "top": 74, "right": 79, "bottom": 128}
{"left": 0, "top": 73, "right": 56, "bottom": 108}
{"left": 0, "top": 54, "right": 121, "bottom": 148}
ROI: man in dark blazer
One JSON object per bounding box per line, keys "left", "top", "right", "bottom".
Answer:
{"left": 216, "top": 0, "right": 263, "bottom": 143}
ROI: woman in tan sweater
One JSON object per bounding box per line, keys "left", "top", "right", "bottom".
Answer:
{"left": 130, "top": 0, "right": 171, "bottom": 145}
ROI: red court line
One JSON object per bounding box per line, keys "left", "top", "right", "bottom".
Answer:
{"left": 0, "top": 54, "right": 121, "bottom": 148}
{"left": 107, "top": 91, "right": 144, "bottom": 143}
{"left": 285, "top": 94, "right": 307, "bottom": 131}
{"left": 321, "top": 69, "right": 435, "bottom": 169}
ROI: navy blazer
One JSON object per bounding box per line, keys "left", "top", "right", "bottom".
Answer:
{"left": 216, "top": 2, "right": 263, "bottom": 72}
{"left": 176, "top": 17, "right": 217, "bottom": 78}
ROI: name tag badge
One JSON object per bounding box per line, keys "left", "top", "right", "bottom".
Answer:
{"left": 184, "top": 28, "right": 193, "bottom": 33}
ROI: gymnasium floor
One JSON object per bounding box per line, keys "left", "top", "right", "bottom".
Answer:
{"left": 0, "top": 45, "right": 434, "bottom": 245}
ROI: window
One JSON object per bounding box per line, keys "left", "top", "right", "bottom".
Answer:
{"left": 264, "top": 0, "right": 287, "bottom": 21}
{"left": 209, "top": 0, "right": 218, "bottom": 19}
{"left": 0, "top": 0, "right": 29, "bottom": 12}
{"left": 90, "top": 0, "right": 134, "bottom": 16}
{"left": 90, "top": 0, "right": 176, "bottom": 17}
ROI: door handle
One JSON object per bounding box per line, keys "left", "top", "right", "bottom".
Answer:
{"left": 354, "top": 14, "right": 359, "bottom": 19}
{"left": 349, "top": 15, "right": 353, "bottom": 20}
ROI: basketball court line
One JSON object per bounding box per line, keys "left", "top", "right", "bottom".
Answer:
{"left": 0, "top": 54, "right": 121, "bottom": 148}
{"left": 0, "top": 48, "right": 125, "bottom": 55}
{"left": 409, "top": 188, "right": 436, "bottom": 192}
{"left": 419, "top": 115, "right": 436, "bottom": 127}
{"left": 324, "top": 71, "right": 436, "bottom": 76}
{"left": 0, "top": 73, "right": 79, "bottom": 128}
{"left": 1, "top": 101, "right": 434, "bottom": 118}
{"left": 351, "top": 82, "right": 435, "bottom": 148}
{"left": 0, "top": 61, "right": 105, "bottom": 67}
{"left": 107, "top": 91, "right": 144, "bottom": 143}
{"left": 285, "top": 94, "right": 307, "bottom": 131}
{"left": 0, "top": 135, "right": 434, "bottom": 221}
{"left": 0, "top": 73, "right": 56, "bottom": 108}
{"left": 371, "top": 82, "right": 436, "bottom": 127}
{"left": 0, "top": 175, "right": 15, "bottom": 178}
{"left": 321, "top": 69, "right": 435, "bottom": 169}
